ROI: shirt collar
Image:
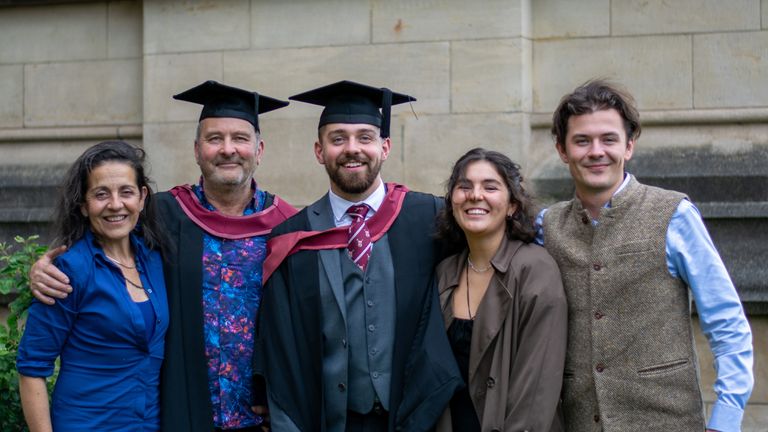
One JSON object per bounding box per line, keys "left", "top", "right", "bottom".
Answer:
{"left": 85, "top": 228, "right": 149, "bottom": 268}
{"left": 605, "top": 172, "right": 632, "bottom": 209}
{"left": 193, "top": 177, "right": 261, "bottom": 215}
{"left": 328, "top": 181, "right": 386, "bottom": 226}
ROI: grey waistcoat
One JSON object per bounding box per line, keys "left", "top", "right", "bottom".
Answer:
{"left": 319, "top": 234, "right": 396, "bottom": 423}
{"left": 340, "top": 237, "right": 396, "bottom": 414}
{"left": 542, "top": 177, "right": 706, "bottom": 431}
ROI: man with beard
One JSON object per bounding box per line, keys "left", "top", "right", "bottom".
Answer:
{"left": 256, "top": 81, "right": 462, "bottom": 432}
{"left": 29, "top": 81, "right": 297, "bottom": 432}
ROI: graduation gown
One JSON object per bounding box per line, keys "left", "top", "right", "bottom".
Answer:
{"left": 155, "top": 190, "right": 281, "bottom": 432}
{"left": 257, "top": 190, "right": 463, "bottom": 432}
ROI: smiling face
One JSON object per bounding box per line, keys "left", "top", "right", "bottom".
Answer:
{"left": 194, "top": 117, "right": 263, "bottom": 189}
{"left": 557, "top": 108, "right": 634, "bottom": 201}
{"left": 451, "top": 160, "right": 515, "bottom": 242}
{"left": 314, "top": 123, "right": 390, "bottom": 201}
{"left": 81, "top": 161, "right": 147, "bottom": 248}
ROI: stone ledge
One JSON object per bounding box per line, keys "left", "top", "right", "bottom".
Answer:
{"left": 0, "top": 125, "right": 142, "bottom": 143}
{"left": 0, "top": 208, "right": 54, "bottom": 223}
{"left": 692, "top": 202, "right": 768, "bottom": 219}
{"left": 531, "top": 108, "right": 768, "bottom": 128}
{"left": 532, "top": 145, "right": 768, "bottom": 312}
{"left": 534, "top": 145, "right": 768, "bottom": 204}
{"left": 0, "top": 164, "right": 68, "bottom": 186}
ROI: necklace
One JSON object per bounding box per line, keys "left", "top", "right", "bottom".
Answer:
{"left": 465, "top": 266, "right": 474, "bottom": 320}
{"left": 124, "top": 276, "right": 144, "bottom": 290}
{"left": 467, "top": 256, "right": 491, "bottom": 273}
{"left": 105, "top": 254, "right": 136, "bottom": 269}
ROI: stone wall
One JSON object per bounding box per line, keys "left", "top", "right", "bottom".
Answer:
{"left": 0, "top": 0, "right": 143, "bottom": 246}
{"left": 0, "top": 0, "right": 766, "bottom": 428}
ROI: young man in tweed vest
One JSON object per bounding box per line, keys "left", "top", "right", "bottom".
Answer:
{"left": 535, "top": 80, "right": 753, "bottom": 432}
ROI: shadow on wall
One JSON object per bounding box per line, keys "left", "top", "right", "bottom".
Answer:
{"left": 531, "top": 145, "right": 768, "bottom": 313}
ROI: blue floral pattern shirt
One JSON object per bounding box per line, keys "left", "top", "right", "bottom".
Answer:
{"left": 193, "top": 182, "right": 267, "bottom": 429}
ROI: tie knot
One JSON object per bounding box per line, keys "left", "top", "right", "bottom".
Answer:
{"left": 346, "top": 204, "right": 370, "bottom": 220}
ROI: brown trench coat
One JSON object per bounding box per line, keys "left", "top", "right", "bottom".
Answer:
{"left": 435, "top": 238, "right": 568, "bottom": 432}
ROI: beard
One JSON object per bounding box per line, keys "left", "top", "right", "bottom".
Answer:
{"left": 326, "top": 155, "right": 382, "bottom": 195}
{"left": 200, "top": 156, "right": 255, "bottom": 188}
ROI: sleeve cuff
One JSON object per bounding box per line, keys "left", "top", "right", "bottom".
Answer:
{"left": 707, "top": 401, "right": 744, "bottom": 432}
{"left": 16, "top": 361, "right": 55, "bottom": 378}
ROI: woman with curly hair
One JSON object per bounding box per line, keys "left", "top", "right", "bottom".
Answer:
{"left": 435, "top": 148, "right": 567, "bottom": 431}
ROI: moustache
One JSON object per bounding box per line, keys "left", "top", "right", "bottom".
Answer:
{"left": 337, "top": 155, "right": 369, "bottom": 165}
{"left": 214, "top": 157, "right": 243, "bottom": 165}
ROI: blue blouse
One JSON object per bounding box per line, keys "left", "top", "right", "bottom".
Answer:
{"left": 17, "top": 230, "right": 168, "bottom": 431}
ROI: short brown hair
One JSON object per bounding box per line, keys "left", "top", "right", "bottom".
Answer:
{"left": 551, "top": 79, "right": 641, "bottom": 148}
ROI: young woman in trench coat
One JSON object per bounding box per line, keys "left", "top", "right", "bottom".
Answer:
{"left": 435, "top": 148, "right": 567, "bottom": 432}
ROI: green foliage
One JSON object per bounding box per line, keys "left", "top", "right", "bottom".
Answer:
{"left": 0, "top": 235, "right": 49, "bottom": 432}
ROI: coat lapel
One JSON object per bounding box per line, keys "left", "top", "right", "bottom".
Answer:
{"left": 438, "top": 252, "right": 464, "bottom": 330}
{"left": 307, "top": 194, "right": 347, "bottom": 324}
{"left": 468, "top": 239, "right": 522, "bottom": 384}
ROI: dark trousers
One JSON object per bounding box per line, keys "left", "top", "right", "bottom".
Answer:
{"left": 345, "top": 403, "right": 389, "bottom": 432}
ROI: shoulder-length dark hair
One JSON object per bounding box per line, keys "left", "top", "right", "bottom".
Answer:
{"left": 52, "top": 140, "right": 164, "bottom": 250}
{"left": 436, "top": 148, "right": 536, "bottom": 255}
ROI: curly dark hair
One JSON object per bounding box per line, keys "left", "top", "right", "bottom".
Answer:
{"left": 436, "top": 148, "right": 536, "bottom": 255}
{"left": 551, "top": 78, "right": 641, "bottom": 149}
{"left": 51, "top": 140, "right": 164, "bottom": 250}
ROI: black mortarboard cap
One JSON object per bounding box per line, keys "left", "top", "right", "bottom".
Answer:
{"left": 173, "top": 80, "right": 288, "bottom": 132}
{"left": 289, "top": 80, "right": 415, "bottom": 138}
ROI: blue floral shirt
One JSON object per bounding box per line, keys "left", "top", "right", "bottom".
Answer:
{"left": 193, "top": 182, "right": 267, "bottom": 429}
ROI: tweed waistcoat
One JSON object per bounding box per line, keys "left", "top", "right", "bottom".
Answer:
{"left": 543, "top": 177, "right": 705, "bottom": 431}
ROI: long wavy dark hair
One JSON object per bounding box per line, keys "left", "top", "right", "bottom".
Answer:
{"left": 51, "top": 141, "right": 164, "bottom": 250}
{"left": 436, "top": 148, "right": 536, "bottom": 256}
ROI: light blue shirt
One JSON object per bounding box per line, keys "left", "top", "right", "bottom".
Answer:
{"left": 534, "top": 174, "right": 754, "bottom": 432}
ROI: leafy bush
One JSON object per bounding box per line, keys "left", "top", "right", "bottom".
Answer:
{"left": 0, "top": 235, "right": 48, "bottom": 432}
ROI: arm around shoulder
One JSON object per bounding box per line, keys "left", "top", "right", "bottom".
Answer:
{"left": 29, "top": 245, "right": 71, "bottom": 304}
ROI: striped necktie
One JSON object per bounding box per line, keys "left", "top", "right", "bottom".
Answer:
{"left": 346, "top": 204, "right": 372, "bottom": 270}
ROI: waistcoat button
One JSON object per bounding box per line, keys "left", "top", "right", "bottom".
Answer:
{"left": 338, "top": 383, "right": 346, "bottom": 392}
{"left": 596, "top": 363, "right": 605, "bottom": 373}
{"left": 594, "top": 414, "right": 600, "bottom": 422}
{"left": 593, "top": 263, "right": 602, "bottom": 271}
{"left": 594, "top": 312, "right": 604, "bottom": 320}
{"left": 487, "top": 377, "right": 495, "bottom": 388}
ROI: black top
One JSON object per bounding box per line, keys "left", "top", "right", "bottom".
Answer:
{"left": 447, "top": 318, "right": 481, "bottom": 432}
